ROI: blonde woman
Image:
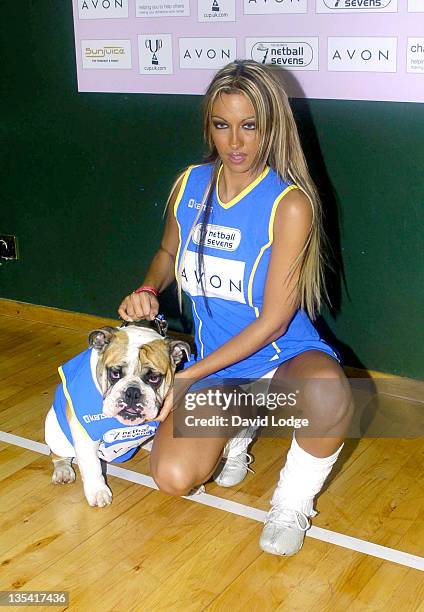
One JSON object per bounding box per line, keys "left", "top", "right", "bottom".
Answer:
{"left": 118, "top": 60, "right": 352, "bottom": 556}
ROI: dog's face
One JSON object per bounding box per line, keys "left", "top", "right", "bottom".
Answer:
{"left": 88, "top": 326, "right": 190, "bottom": 425}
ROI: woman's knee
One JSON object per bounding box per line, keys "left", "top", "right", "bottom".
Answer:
{"left": 302, "top": 368, "right": 353, "bottom": 431}
{"left": 151, "top": 460, "right": 197, "bottom": 497}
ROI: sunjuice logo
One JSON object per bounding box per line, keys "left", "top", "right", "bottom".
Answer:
{"left": 82, "top": 40, "right": 132, "bottom": 69}
{"left": 192, "top": 224, "right": 241, "bottom": 251}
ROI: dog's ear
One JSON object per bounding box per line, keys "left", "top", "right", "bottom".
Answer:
{"left": 88, "top": 327, "right": 117, "bottom": 352}
{"left": 168, "top": 340, "right": 191, "bottom": 366}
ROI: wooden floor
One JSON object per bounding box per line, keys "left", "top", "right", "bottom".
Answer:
{"left": 0, "top": 312, "right": 423, "bottom": 611}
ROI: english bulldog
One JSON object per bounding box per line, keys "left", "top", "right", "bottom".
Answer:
{"left": 44, "top": 324, "right": 190, "bottom": 507}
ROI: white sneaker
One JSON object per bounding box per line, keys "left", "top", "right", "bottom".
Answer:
{"left": 259, "top": 505, "right": 317, "bottom": 556}
{"left": 213, "top": 452, "right": 255, "bottom": 487}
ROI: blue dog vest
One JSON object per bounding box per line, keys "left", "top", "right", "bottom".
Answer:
{"left": 53, "top": 348, "right": 159, "bottom": 463}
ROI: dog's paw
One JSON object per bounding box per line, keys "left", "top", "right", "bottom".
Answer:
{"left": 84, "top": 484, "right": 113, "bottom": 508}
{"left": 52, "top": 460, "right": 76, "bottom": 485}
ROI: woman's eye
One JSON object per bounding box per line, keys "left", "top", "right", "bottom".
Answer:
{"left": 213, "top": 122, "right": 227, "bottom": 129}
{"left": 243, "top": 123, "right": 256, "bottom": 130}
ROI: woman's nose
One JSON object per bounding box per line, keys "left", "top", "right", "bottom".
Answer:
{"left": 230, "top": 128, "right": 241, "bottom": 149}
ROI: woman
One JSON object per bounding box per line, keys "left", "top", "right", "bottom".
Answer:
{"left": 118, "top": 60, "right": 353, "bottom": 556}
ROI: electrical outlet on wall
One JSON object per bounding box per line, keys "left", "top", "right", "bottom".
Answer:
{"left": 0, "top": 235, "right": 19, "bottom": 260}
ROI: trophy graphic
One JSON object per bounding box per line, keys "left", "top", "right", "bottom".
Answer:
{"left": 256, "top": 44, "right": 269, "bottom": 64}
{"left": 212, "top": 0, "right": 220, "bottom": 11}
{"left": 145, "top": 38, "right": 162, "bottom": 65}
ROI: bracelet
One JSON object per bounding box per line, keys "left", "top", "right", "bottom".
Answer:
{"left": 133, "top": 285, "right": 159, "bottom": 298}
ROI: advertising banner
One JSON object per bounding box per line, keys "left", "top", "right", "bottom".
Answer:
{"left": 72, "top": 0, "right": 424, "bottom": 102}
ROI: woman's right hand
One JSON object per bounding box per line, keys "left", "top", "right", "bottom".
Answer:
{"left": 118, "top": 291, "right": 159, "bottom": 322}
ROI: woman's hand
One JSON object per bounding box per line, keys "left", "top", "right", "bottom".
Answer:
{"left": 118, "top": 291, "right": 159, "bottom": 322}
{"left": 155, "top": 371, "right": 196, "bottom": 423}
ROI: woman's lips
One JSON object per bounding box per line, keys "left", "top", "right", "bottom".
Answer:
{"left": 228, "top": 153, "right": 247, "bottom": 164}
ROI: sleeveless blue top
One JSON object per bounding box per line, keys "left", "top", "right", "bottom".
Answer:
{"left": 174, "top": 163, "right": 338, "bottom": 381}
{"left": 53, "top": 348, "right": 159, "bottom": 463}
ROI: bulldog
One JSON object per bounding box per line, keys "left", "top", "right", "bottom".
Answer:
{"left": 44, "top": 324, "right": 190, "bottom": 507}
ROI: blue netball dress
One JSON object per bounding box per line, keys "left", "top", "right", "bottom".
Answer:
{"left": 53, "top": 348, "right": 159, "bottom": 463}
{"left": 173, "top": 162, "right": 338, "bottom": 382}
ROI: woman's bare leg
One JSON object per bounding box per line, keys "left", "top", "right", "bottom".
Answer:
{"left": 150, "top": 406, "right": 229, "bottom": 496}
{"left": 260, "top": 349, "right": 353, "bottom": 556}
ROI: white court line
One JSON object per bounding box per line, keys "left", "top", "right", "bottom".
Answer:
{"left": 1, "top": 430, "right": 423, "bottom": 572}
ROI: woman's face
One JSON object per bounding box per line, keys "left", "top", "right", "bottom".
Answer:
{"left": 210, "top": 92, "right": 260, "bottom": 175}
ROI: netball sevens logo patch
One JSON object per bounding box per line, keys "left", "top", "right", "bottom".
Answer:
{"left": 192, "top": 224, "right": 241, "bottom": 251}
{"left": 181, "top": 250, "right": 246, "bottom": 303}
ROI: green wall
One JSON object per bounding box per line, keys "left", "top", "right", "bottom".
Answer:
{"left": 1, "top": 1, "right": 423, "bottom": 378}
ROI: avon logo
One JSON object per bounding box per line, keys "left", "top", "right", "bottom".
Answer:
{"left": 179, "top": 38, "right": 236, "bottom": 69}
{"left": 78, "top": 0, "right": 128, "bottom": 19}
{"left": 328, "top": 37, "right": 397, "bottom": 72}
{"left": 181, "top": 251, "right": 246, "bottom": 303}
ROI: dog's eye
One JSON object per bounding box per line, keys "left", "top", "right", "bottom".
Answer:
{"left": 148, "top": 373, "right": 162, "bottom": 385}
{"left": 110, "top": 367, "right": 122, "bottom": 380}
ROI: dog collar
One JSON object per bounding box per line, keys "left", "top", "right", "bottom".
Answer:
{"left": 119, "top": 314, "right": 168, "bottom": 338}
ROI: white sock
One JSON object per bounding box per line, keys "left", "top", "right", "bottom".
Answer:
{"left": 223, "top": 425, "right": 258, "bottom": 459}
{"left": 270, "top": 434, "right": 344, "bottom": 516}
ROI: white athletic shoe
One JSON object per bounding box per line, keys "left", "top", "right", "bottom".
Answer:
{"left": 213, "top": 452, "right": 255, "bottom": 487}
{"left": 259, "top": 505, "right": 317, "bottom": 556}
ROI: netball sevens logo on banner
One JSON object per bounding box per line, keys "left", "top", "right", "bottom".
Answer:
{"left": 244, "top": 0, "right": 307, "bottom": 14}
{"left": 198, "top": 0, "right": 236, "bottom": 21}
{"left": 179, "top": 38, "right": 236, "bottom": 69}
{"left": 316, "top": 0, "right": 397, "bottom": 11}
{"left": 192, "top": 224, "right": 241, "bottom": 251}
{"left": 246, "top": 38, "right": 319, "bottom": 71}
{"left": 138, "top": 34, "right": 173, "bottom": 74}
{"left": 78, "top": 0, "right": 128, "bottom": 19}
{"left": 82, "top": 40, "right": 132, "bottom": 69}
{"left": 328, "top": 37, "right": 397, "bottom": 71}
{"left": 181, "top": 251, "right": 246, "bottom": 303}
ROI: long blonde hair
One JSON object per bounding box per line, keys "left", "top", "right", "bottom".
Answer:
{"left": 171, "top": 59, "right": 329, "bottom": 319}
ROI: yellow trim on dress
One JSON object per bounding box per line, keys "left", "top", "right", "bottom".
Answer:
{"left": 58, "top": 366, "right": 90, "bottom": 439}
{"left": 216, "top": 164, "right": 271, "bottom": 209}
{"left": 247, "top": 184, "right": 299, "bottom": 355}
{"left": 173, "top": 165, "right": 198, "bottom": 282}
{"left": 190, "top": 298, "right": 205, "bottom": 359}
